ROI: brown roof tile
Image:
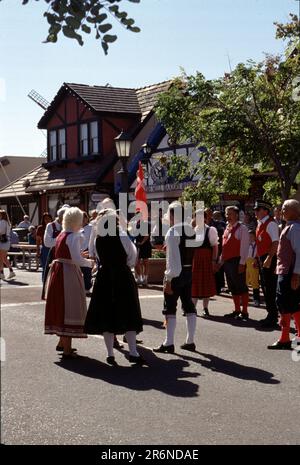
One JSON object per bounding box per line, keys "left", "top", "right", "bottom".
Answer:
{"left": 26, "top": 157, "right": 116, "bottom": 192}
{"left": 38, "top": 80, "right": 172, "bottom": 128}
{"left": 0, "top": 166, "right": 42, "bottom": 199}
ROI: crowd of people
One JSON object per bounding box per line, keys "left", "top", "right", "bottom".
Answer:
{"left": 0, "top": 196, "right": 299, "bottom": 365}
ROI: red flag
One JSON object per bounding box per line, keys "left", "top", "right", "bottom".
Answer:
{"left": 135, "top": 162, "right": 147, "bottom": 219}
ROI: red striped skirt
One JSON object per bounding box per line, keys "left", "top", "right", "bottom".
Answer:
{"left": 192, "top": 248, "right": 216, "bottom": 298}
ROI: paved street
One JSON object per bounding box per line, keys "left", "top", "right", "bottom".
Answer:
{"left": 1, "top": 270, "right": 300, "bottom": 445}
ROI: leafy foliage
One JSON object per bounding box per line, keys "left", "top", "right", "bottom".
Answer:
{"left": 156, "top": 16, "right": 300, "bottom": 203}
{"left": 0, "top": 0, "right": 141, "bottom": 54}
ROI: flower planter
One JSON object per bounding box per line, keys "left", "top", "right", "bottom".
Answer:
{"left": 148, "top": 258, "right": 166, "bottom": 284}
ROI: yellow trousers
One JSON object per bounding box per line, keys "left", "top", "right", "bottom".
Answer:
{"left": 246, "top": 257, "right": 260, "bottom": 289}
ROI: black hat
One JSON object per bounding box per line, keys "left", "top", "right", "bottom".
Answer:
{"left": 253, "top": 200, "right": 272, "bottom": 211}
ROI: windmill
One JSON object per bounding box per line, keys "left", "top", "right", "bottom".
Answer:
{"left": 28, "top": 89, "right": 50, "bottom": 157}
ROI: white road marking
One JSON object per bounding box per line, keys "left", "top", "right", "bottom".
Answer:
{"left": 1, "top": 294, "right": 163, "bottom": 308}
{"left": 0, "top": 285, "right": 42, "bottom": 290}
{"left": 1, "top": 301, "right": 44, "bottom": 308}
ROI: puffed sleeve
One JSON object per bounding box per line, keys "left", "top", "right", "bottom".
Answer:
{"left": 44, "top": 222, "right": 56, "bottom": 248}
{"left": 120, "top": 233, "right": 137, "bottom": 268}
{"left": 208, "top": 226, "right": 219, "bottom": 246}
{"left": 66, "top": 232, "right": 92, "bottom": 268}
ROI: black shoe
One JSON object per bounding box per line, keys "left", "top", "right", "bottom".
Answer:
{"left": 56, "top": 346, "right": 77, "bottom": 352}
{"left": 253, "top": 300, "right": 261, "bottom": 307}
{"left": 267, "top": 341, "right": 292, "bottom": 350}
{"left": 202, "top": 308, "right": 210, "bottom": 317}
{"left": 224, "top": 311, "right": 240, "bottom": 318}
{"left": 61, "top": 352, "right": 80, "bottom": 359}
{"left": 237, "top": 313, "right": 249, "bottom": 321}
{"left": 123, "top": 336, "right": 143, "bottom": 345}
{"left": 128, "top": 355, "right": 147, "bottom": 365}
{"left": 106, "top": 356, "right": 118, "bottom": 366}
{"left": 261, "top": 319, "right": 279, "bottom": 329}
{"left": 180, "top": 342, "right": 196, "bottom": 352}
{"left": 153, "top": 344, "right": 175, "bottom": 354}
{"left": 113, "top": 338, "right": 124, "bottom": 350}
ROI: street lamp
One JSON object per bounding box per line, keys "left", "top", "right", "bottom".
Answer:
{"left": 114, "top": 130, "right": 132, "bottom": 194}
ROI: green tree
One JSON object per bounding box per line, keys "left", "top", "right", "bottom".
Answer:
{"left": 156, "top": 15, "right": 300, "bottom": 203}
{"left": 0, "top": 0, "right": 141, "bottom": 55}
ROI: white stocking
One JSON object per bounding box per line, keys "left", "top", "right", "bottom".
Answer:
{"left": 186, "top": 313, "right": 197, "bottom": 344}
{"left": 164, "top": 316, "right": 176, "bottom": 346}
{"left": 125, "top": 331, "right": 139, "bottom": 357}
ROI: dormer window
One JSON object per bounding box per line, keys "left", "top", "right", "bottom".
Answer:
{"left": 80, "top": 124, "right": 89, "bottom": 156}
{"left": 80, "top": 121, "right": 99, "bottom": 156}
{"left": 49, "top": 130, "right": 57, "bottom": 161}
{"left": 58, "top": 129, "right": 66, "bottom": 159}
{"left": 90, "top": 121, "right": 99, "bottom": 154}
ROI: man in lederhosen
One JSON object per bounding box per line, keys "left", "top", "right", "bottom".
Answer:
{"left": 220, "top": 206, "right": 250, "bottom": 320}
{"left": 153, "top": 201, "right": 197, "bottom": 353}
{"left": 268, "top": 199, "right": 300, "bottom": 349}
{"left": 254, "top": 200, "right": 279, "bottom": 328}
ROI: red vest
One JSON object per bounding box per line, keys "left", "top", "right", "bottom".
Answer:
{"left": 256, "top": 217, "right": 274, "bottom": 257}
{"left": 222, "top": 223, "right": 241, "bottom": 261}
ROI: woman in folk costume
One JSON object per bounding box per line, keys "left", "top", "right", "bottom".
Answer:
{"left": 191, "top": 210, "right": 219, "bottom": 317}
{"left": 42, "top": 204, "right": 70, "bottom": 300}
{"left": 84, "top": 209, "right": 145, "bottom": 366}
{"left": 45, "top": 207, "right": 92, "bottom": 358}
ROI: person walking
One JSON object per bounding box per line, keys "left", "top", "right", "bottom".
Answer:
{"left": 0, "top": 210, "right": 16, "bottom": 280}
{"left": 268, "top": 200, "right": 300, "bottom": 350}
{"left": 220, "top": 206, "right": 250, "bottom": 320}
{"left": 36, "top": 212, "right": 53, "bottom": 281}
{"left": 45, "top": 207, "right": 92, "bottom": 358}
{"left": 84, "top": 209, "right": 144, "bottom": 366}
{"left": 153, "top": 201, "right": 197, "bottom": 353}
{"left": 254, "top": 200, "right": 279, "bottom": 328}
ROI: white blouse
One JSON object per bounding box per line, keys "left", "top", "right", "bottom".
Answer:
{"left": 0, "top": 220, "right": 11, "bottom": 236}
{"left": 65, "top": 231, "right": 92, "bottom": 268}
{"left": 44, "top": 220, "right": 62, "bottom": 249}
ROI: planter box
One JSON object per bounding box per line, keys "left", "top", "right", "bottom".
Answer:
{"left": 148, "top": 258, "right": 166, "bottom": 284}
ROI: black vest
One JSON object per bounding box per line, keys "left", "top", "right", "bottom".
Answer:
{"left": 178, "top": 225, "right": 196, "bottom": 266}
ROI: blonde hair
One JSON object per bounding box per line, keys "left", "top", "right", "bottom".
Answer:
{"left": 62, "top": 207, "right": 83, "bottom": 231}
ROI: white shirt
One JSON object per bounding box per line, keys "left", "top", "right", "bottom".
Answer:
{"left": 119, "top": 231, "right": 138, "bottom": 268}
{"left": 44, "top": 220, "right": 62, "bottom": 249}
{"left": 165, "top": 222, "right": 195, "bottom": 281}
{"left": 65, "top": 231, "right": 92, "bottom": 268}
{"left": 17, "top": 220, "right": 32, "bottom": 229}
{"left": 80, "top": 223, "right": 93, "bottom": 252}
{"left": 248, "top": 241, "right": 257, "bottom": 258}
{"left": 195, "top": 224, "right": 219, "bottom": 247}
{"left": 0, "top": 219, "right": 11, "bottom": 236}
{"left": 258, "top": 215, "right": 279, "bottom": 242}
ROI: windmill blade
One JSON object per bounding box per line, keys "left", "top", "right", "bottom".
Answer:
{"left": 28, "top": 89, "right": 50, "bottom": 110}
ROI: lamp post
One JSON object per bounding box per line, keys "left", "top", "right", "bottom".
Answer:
{"left": 115, "top": 130, "right": 132, "bottom": 194}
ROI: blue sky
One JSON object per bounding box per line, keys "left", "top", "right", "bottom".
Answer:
{"left": 0, "top": 0, "right": 298, "bottom": 156}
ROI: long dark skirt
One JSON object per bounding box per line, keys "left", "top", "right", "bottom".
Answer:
{"left": 84, "top": 264, "right": 143, "bottom": 335}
